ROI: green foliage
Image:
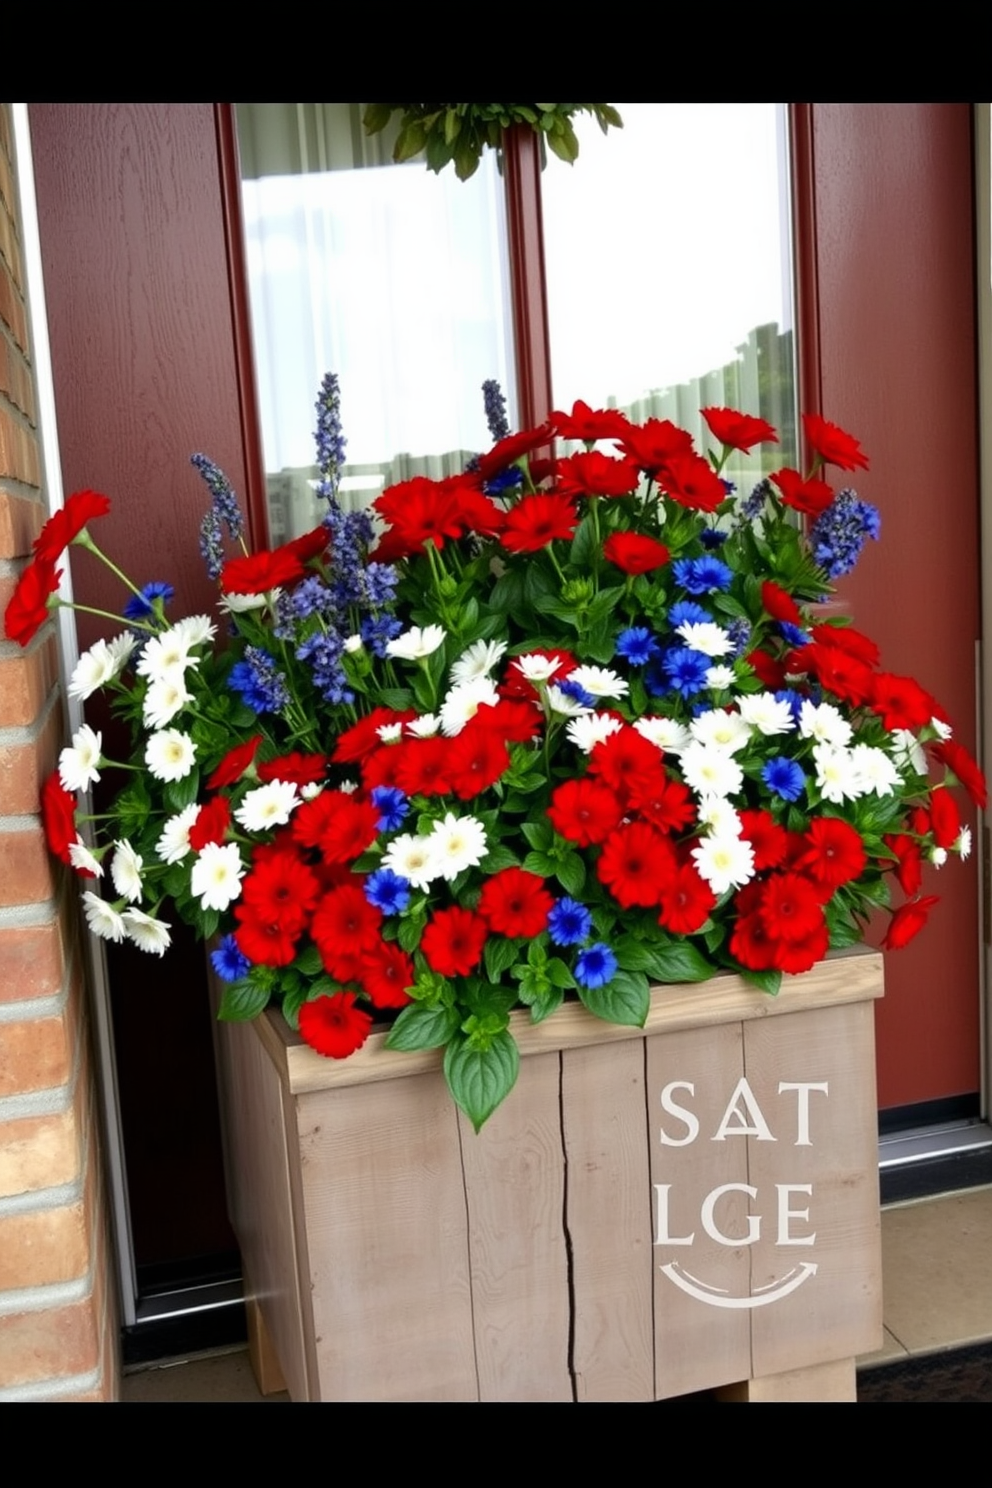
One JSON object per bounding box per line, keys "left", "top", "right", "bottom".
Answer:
{"left": 363, "top": 104, "right": 623, "bottom": 181}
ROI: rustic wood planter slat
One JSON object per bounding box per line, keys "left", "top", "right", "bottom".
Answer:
{"left": 212, "top": 946, "right": 884, "bottom": 1402}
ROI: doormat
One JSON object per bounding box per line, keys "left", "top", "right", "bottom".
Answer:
{"left": 857, "top": 1341, "right": 992, "bottom": 1402}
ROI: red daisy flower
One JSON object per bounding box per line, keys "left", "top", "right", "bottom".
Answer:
{"left": 597, "top": 822, "right": 677, "bottom": 909}
{"left": 234, "top": 911, "right": 299, "bottom": 967}
{"left": 870, "top": 672, "right": 935, "bottom": 731}
{"left": 930, "top": 739, "right": 988, "bottom": 810}
{"left": 189, "top": 797, "right": 231, "bottom": 852}
{"left": 657, "top": 863, "right": 716, "bottom": 934}
{"left": 500, "top": 493, "right": 578, "bottom": 554}
{"left": 374, "top": 478, "right": 463, "bottom": 560}
{"left": 810, "top": 624, "right": 880, "bottom": 668}
{"left": 769, "top": 467, "right": 835, "bottom": 516}
{"left": 4, "top": 558, "right": 61, "bottom": 647}
{"left": 552, "top": 400, "right": 630, "bottom": 442}
{"left": 446, "top": 725, "right": 509, "bottom": 800}
{"left": 359, "top": 941, "right": 415, "bottom": 1008}
{"left": 221, "top": 546, "right": 305, "bottom": 596}
{"left": 41, "top": 771, "right": 77, "bottom": 865}
{"left": 746, "top": 649, "right": 788, "bottom": 690}
{"left": 421, "top": 907, "right": 489, "bottom": 977}
{"left": 618, "top": 418, "right": 694, "bottom": 475}
{"left": 588, "top": 727, "right": 662, "bottom": 799}
{"left": 393, "top": 737, "right": 452, "bottom": 798}
{"left": 478, "top": 868, "right": 553, "bottom": 938}
{"left": 929, "top": 788, "right": 961, "bottom": 850}
{"left": 796, "top": 817, "right": 866, "bottom": 894}
{"left": 738, "top": 809, "right": 789, "bottom": 871}
{"left": 547, "top": 778, "right": 624, "bottom": 848}
{"left": 311, "top": 885, "right": 382, "bottom": 981}
{"left": 883, "top": 896, "right": 940, "bottom": 951}
{"left": 299, "top": 992, "right": 373, "bottom": 1060}
{"left": 702, "top": 407, "right": 778, "bottom": 452}
{"left": 802, "top": 413, "right": 870, "bottom": 472}
{"left": 478, "top": 421, "right": 554, "bottom": 481}
{"left": 628, "top": 774, "right": 695, "bottom": 835}
{"left": 658, "top": 453, "right": 727, "bottom": 513}
{"left": 33, "top": 489, "right": 112, "bottom": 563}
{"left": 240, "top": 851, "right": 319, "bottom": 936}
{"left": 760, "top": 873, "right": 827, "bottom": 943}
{"left": 602, "top": 531, "right": 670, "bottom": 575}
{"left": 256, "top": 751, "right": 328, "bottom": 788}
{"left": 554, "top": 452, "right": 640, "bottom": 499}
{"left": 332, "top": 709, "right": 415, "bottom": 765}
{"left": 207, "top": 735, "right": 264, "bottom": 789}
{"left": 292, "top": 791, "right": 379, "bottom": 865}
{"left": 761, "top": 580, "right": 802, "bottom": 626}
{"left": 883, "top": 834, "right": 924, "bottom": 897}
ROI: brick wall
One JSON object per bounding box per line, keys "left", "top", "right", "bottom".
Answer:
{"left": 0, "top": 103, "right": 119, "bottom": 1401}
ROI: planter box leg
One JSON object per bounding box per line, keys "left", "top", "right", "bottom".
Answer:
{"left": 245, "top": 1273, "right": 288, "bottom": 1397}
{"left": 716, "top": 1357, "right": 857, "bottom": 1402}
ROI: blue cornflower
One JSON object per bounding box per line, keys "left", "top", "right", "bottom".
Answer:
{"left": 616, "top": 627, "right": 660, "bottom": 667}
{"left": 559, "top": 677, "right": 597, "bottom": 709}
{"left": 482, "top": 378, "right": 510, "bottom": 442}
{"left": 778, "top": 621, "right": 811, "bottom": 648}
{"left": 371, "top": 786, "right": 409, "bottom": 833}
{"left": 228, "top": 646, "right": 290, "bottom": 715}
{"left": 483, "top": 466, "right": 523, "bottom": 497}
{"left": 574, "top": 943, "right": 619, "bottom": 990}
{"left": 547, "top": 898, "right": 593, "bottom": 948}
{"left": 364, "top": 868, "right": 411, "bottom": 915}
{"left": 672, "top": 555, "right": 733, "bottom": 595}
{"left": 699, "top": 527, "right": 729, "bottom": 549}
{"left": 662, "top": 646, "right": 711, "bottom": 699}
{"left": 124, "top": 581, "right": 174, "bottom": 621}
{"left": 775, "top": 688, "right": 805, "bottom": 725}
{"left": 210, "top": 934, "right": 251, "bottom": 983}
{"left": 762, "top": 756, "right": 806, "bottom": 802}
{"left": 666, "top": 600, "right": 712, "bottom": 629}
{"left": 809, "top": 489, "right": 881, "bottom": 577}
{"left": 314, "top": 372, "right": 347, "bottom": 500}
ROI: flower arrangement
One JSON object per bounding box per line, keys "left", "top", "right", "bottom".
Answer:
{"left": 7, "top": 379, "right": 985, "bottom": 1129}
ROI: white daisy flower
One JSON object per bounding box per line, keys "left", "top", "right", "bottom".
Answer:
{"left": 110, "top": 840, "right": 144, "bottom": 903}
{"left": 156, "top": 804, "right": 200, "bottom": 864}
{"left": 59, "top": 724, "right": 103, "bottom": 793}
{"left": 386, "top": 624, "right": 446, "bottom": 662}
{"left": 956, "top": 826, "right": 973, "bottom": 860}
{"left": 929, "top": 846, "right": 948, "bottom": 867}
{"left": 930, "top": 716, "right": 953, "bottom": 741}
{"left": 675, "top": 621, "right": 733, "bottom": 658}
{"left": 344, "top": 633, "right": 364, "bottom": 654}
{"left": 145, "top": 729, "right": 196, "bottom": 782}
{"left": 190, "top": 842, "right": 245, "bottom": 911}
{"left": 82, "top": 891, "right": 126, "bottom": 943}
{"left": 689, "top": 709, "right": 751, "bottom": 754}
{"left": 513, "top": 654, "right": 561, "bottom": 684}
{"left": 219, "top": 590, "right": 275, "bottom": 614}
{"left": 812, "top": 743, "right": 865, "bottom": 803}
{"left": 569, "top": 665, "right": 629, "bottom": 700}
{"left": 122, "top": 908, "right": 172, "bottom": 956}
{"left": 798, "top": 700, "right": 852, "bottom": 748}
{"left": 135, "top": 628, "right": 200, "bottom": 682}
{"left": 850, "top": 744, "right": 901, "bottom": 797}
{"left": 890, "top": 729, "right": 928, "bottom": 776}
{"left": 376, "top": 723, "right": 404, "bottom": 744}
{"left": 546, "top": 684, "right": 594, "bottom": 718}
{"left": 107, "top": 633, "right": 137, "bottom": 672}
{"left": 234, "top": 780, "right": 300, "bottom": 834}
{"left": 705, "top": 665, "right": 736, "bottom": 690}
{"left": 738, "top": 691, "right": 795, "bottom": 737}
{"left": 440, "top": 678, "right": 500, "bottom": 736}
{"left": 450, "top": 638, "right": 507, "bottom": 687}
{"left": 69, "top": 639, "right": 125, "bottom": 700}
{"left": 143, "top": 675, "right": 192, "bottom": 729}
{"left": 172, "top": 614, "right": 216, "bottom": 647}
{"left": 69, "top": 838, "right": 103, "bottom": 877}
{"left": 429, "top": 812, "right": 488, "bottom": 881}
{"left": 406, "top": 714, "right": 441, "bottom": 738}
{"left": 691, "top": 834, "right": 756, "bottom": 896}
{"left": 696, "top": 794, "right": 743, "bottom": 838}
{"left": 634, "top": 717, "right": 691, "bottom": 753}
{"left": 381, "top": 833, "right": 442, "bottom": 893}
{"left": 566, "top": 712, "right": 624, "bottom": 754}
{"left": 680, "top": 742, "right": 745, "bottom": 798}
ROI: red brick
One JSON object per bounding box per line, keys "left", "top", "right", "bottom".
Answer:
{"left": 0, "top": 636, "right": 59, "bottom": 726}
{"left": 0, "top": 824, "right": 55, "bottom": 906}
{"left": 0, "top": 403, "right": 38, "bottom": 484}
{"left": 0, "top": 704, "right": 62, "bottom": 815}
{"left": 0, "top": 917, "right": 65, "bottom": 1003}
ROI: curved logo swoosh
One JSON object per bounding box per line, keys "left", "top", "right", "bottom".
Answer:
{"left": 660, "top": 1261, "right": 818, "bottom": 1308}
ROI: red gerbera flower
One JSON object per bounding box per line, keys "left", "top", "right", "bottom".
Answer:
{"left": 883, "top": 834, "right": 923, "bottom": 897}
{"left": 299, "top": 992, "right": 372, "bottom": 1059}
{"left": 478, "top": 421, "right": 554, "bottom": 481}
{"left": 551, "top": 400, "right": 630, "bottom": 443}
{"left": 769, "top": 468, "right": 834, "bottom": 517}
{"left": 597, "top": 822, "right": 677, "bottom": 909}
{"left": 33, "top": 489, "right": 112, "bottom": 563}
{"left": 930, "top": 739, "right": 988, "bottom": 810}
{"left": 658, "top": 453, "right": 726, "bottom": 513}
{"left": 234, "top": 911, "right": 299, "bottom": 967}
{"left": 310, "top": 885, "right": 382, "bottom": 981}
{"left": 374, "top": 478, "right": 463, "bottom": 560}
{"left": 702, "top": 407, "right": 778, "bottom": 452}
{"left": 796, "top": 817, "right": 866, "bottom": 894}
{"left": 738, "top": 809, "right": 789, "bottom": 871}
{"left": 189, "top": 796, "right": 231, "bottom": 852}
{"left": 4, "top": 558, "right": 61, "bottom": 646}
{"left": 588, "top": 727, "right": 663, "bottom": 799}
{"left": 628, "top": 773, "right": 695, "bottom": 835}
{"left": 500, "top": 493, "right": 578, "bottom": 554}
{"left": 446, "top": 724, "right": 509, "bottom": 800}
{"left": 883, "top": 896, "right": 940, "bottom": 951}
{"left": 207, "top": 735, "right": 264, "bottom": 789}
{"left": 332, "top": 709, "right": 415, "bottom": 764}
{"left": 221, "top": 542, "right": 308, "bottom": 595}
{"left": 41, "top": 771, "right": 77, "bottom": 865}
{"left": 554, "top": 452, "right": 639, "bottom": 499}
{"left": 657, "top": 863, "right": 716, "bottom": 934}
{"left": 240, "top": 851, "right": 319, "bottom": 936}
{"left": 256, "top": 751, "right": 328, "bottom": 788}
{"left": 929, "top": 788, "right": 961, "bottom": 850}
{"left": 870, "top": 673, "right": 935, "bottom": 732}
{"left": 478, "top": 868, "right": 553, "bottom": 938}
{"left": 618, "top": 418, "right": 694, "bottom": 475}
{"left": 810, "top": 623, "right": 880, "bottom": 668}
{"left": 292, "top": 791, "right": 379, "bottom": 865}
{"left": 547, "top": 777, "right": 624, "bottom": 847}
{"left": 421, "top": 907, "right": 488, "bottom": 977}
{"left": 760, "top": 873, "right": 826, "bottom": 943}
{"left": 393, "top": 737, "right": 452, "bottom": 798}
{"left": 602, "top": 531, "right": 670, "bottom": 575}
{"left": 761, "top": 580, "right": 802, "bottom": 626}
{"left": 359, "top": 940, "right": 415, "bottom": 1008}
{"left": 746, "top": 648, "right": 788, "bottom": 690}
{"left": 802, "top": 413, "right": 870, "bottom": 472}
{"left": 803, "top": 643, "right": 874, "bottom": 707}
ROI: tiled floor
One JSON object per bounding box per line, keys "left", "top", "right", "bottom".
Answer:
{"left": 122, "top": 1185, "right": 992, "bottom": 1401}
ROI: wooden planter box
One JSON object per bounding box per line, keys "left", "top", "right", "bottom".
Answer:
{"left": 212, "top": 947, "right": 883, "bottom": 1402}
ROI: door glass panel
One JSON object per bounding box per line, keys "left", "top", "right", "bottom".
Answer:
{"left": 236, "top": 103, "right": 517, "bottom": 540}
{"left": 542, "top": 103, "right": 797, "bottom": 476}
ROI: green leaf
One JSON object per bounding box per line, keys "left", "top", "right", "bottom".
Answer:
{"left": 523, "top": 850, "right": 556, "bottom": 878}
{"left": 217, "top": 979, "right": 271, "bottom": 1021}
{"left": 385, "top": 1002, "right": 460, "bottom": 1052}
{"left": 397, "top": 915, "right": 426, "bottom": 953}
{"left": 554, "top": 852, "right": 586, "bottom": 898}
{"left": 740, "top": 967, "right": 783, "bottom": 997}
{"left": 293, "top": 944, "right": 323, "bottom": 977}
{"left": 577, "top": 969, "right": 650, "bottom": 1028}
{"left": 520, "top": 818, "right": 554, "bottom": 852}
{"left": 529, "top": 986, "right": 563, "bottom": 1023}
{"left": 544, "top": 958, "right": 576, "bottom": 990}
{"left": 444, "top": 1030, "right": 520, "bottom": 1132}
{"left": 484, "top": 936, "right": 522, "bottom": 984}
{"left": 478, "top": 843, "right": 522, "bottom": 875}
{"left": 163, "top": 768, "right": 200, "bottom": 814}
{"left": 640, "top": 941, "right": 716, "bottom": 984}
